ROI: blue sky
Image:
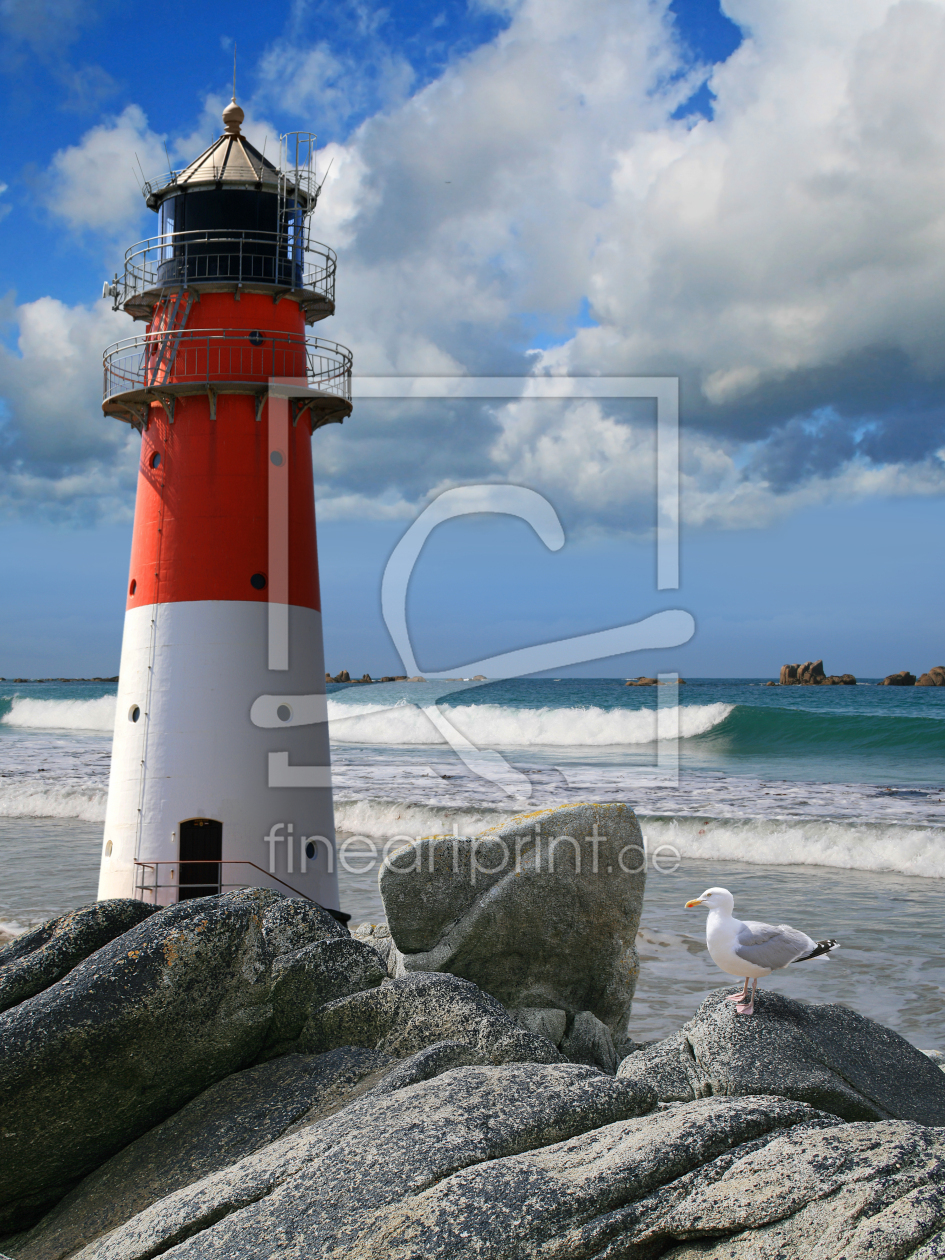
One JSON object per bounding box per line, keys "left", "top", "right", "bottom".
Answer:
{"left": 0, "top": 0, "right": 943, "bottom": 678}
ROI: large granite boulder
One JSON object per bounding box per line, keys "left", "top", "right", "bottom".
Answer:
{"left": 299, "top": 971, "right": 566, "bottom": 1065}
{"left": 21, "top": 1074, "right": 945, "bottom": 1260}
{"left": 917, "top": 666, "right": 945, "bottom": 686}
{"left": 0, "top": 889, "right": 373, "bottom": 1233}
{"left": 0, "top": 900, "right": 156, "bottom": 1015}
{"left": 882, "top": 670, "right": 917, "bottom": 685}
{"left": 6, "top": 1047, "right": 394, "bottom": 1260}
{"left": 617, "top": 988, "right": 945, "bottom": 1124}
{"left": 342, "top": 1105, "right": 945, "bottom": 1260}
{"left": 379, "top": 802, "right": 645, "bottom": 1037}
{"left": 27, "top": 1063, "right": 659, "bottom": 1259}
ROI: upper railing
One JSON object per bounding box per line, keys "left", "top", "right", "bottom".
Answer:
{"left": 103, "top": 328, "right": 352, "bottom": 404}
{"left": 112, "top": 230, "right": 337, "bottom": 318}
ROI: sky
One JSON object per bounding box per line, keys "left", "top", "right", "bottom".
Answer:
{"left": 0, "top": 0, "right": 943, "bottom": 678}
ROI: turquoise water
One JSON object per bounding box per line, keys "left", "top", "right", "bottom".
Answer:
{"left": 0, "top": 675, "right": 942, "bottom": 1045}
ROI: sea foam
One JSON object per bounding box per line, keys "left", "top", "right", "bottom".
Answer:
{"left": 0, "top": 782, "right": 107, "bottom": 822}
{"left": 1, "top": 696, "right": 117, "bottom": 732}
{"left": 333, "top": 796, "right": 945, "bottom": 879}
{"left": 327, "top": 700, "right": 733, "bottom": 746}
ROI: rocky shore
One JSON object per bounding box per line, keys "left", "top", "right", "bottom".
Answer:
{"left": 1, "top": 803, "right": 944, "bottom": 1258}
{"left": 774, "top": 660, "right": 945, "bottom": 686}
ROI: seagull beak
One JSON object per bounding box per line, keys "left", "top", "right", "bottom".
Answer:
{"left": 684, "top": 898, "right": 703, "bottom": 908}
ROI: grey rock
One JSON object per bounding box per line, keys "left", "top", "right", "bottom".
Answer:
{"left": 63, "top": 1062, "right": 658, "bottom": 1259}
{"left": 0, "top": 900, "right": 156, "bottom": 1015}
{"left": 617, "top": 987, "right": 945, "bottom": 1123}
{"left": 6, "top": 1048, "right": 392, "bottom": 1260}
{"left": 322, "top": 1104, "right": 945, "bottom": 1260}
{"left": 337, "top": 1097, "right": 838, "bottom": 1258}
{"left": 258, "top": 936, "right": 386, "bottom": 1058}
{"left": 561, "top": 1009, "right": 618, "bottom": 1074}
{"left": 655, "top": 1121, "right": 945, "bottom": 1258}
{"left": 300, "top": 971, "right": 567, "bottom": 1065}
{"left": 0, "top": 889, "right": 362, "bottom": 1233}
{"left": 365, "top": 1041, "right": 491, "bottom": 1096}
{"left": 380, "top": 802, "right": 645, "bottom": 1036}
{"left": 512, "top": 1007, "right": 568, "bottom": 1046}
{"left": 352, "top": 921, "right": 397, "bottom": 974}
{"left": 255, "top": 892, "right": 348, "bottom": 956}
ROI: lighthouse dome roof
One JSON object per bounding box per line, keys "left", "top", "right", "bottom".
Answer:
{"left": 144, "top": 100, "right": 315, "bottom": 212}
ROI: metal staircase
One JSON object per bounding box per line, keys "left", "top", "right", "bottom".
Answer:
{"left": 145, "top": 290, "right": 194, "bottom": 387}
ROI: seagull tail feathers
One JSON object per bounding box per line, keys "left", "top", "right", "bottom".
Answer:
{"left": 797, "top": 937, "right": 840, "bottom": 963}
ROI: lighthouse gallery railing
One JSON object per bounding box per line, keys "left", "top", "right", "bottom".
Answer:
{"left": 113, "top": 230, "right": 337, "bottom": 308}
{"left": 103, "top": 328, "right": 352, "bottom": 403}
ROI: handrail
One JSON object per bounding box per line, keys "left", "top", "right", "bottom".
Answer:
{"left": 114, "top": 230, "right": 336, "bottom": 311}
{"left": 133, "top": 858, "right": 314, "bottom": 901}
{"left": 102, "top": 328, "right": 352, "bottom": 402}
{"left": 132, "top": 858, "right": 351, "bottom": 924}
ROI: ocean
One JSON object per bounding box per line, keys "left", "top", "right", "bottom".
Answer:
{"left": 1, "top": 677, "right": 942, "bottom": 1046}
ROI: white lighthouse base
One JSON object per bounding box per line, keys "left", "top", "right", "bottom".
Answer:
{"left": 99, "top": 601, "right": 340, "bottom": 912}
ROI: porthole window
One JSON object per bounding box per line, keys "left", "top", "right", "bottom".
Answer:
{"left": 276, "top": 704, "right": 292, "bottom": 722}
{"left": 249, "top": 330, "right": 264, "bottom": 346}
{"left": 149, "top": 452, "right": 162, "bottom": 469}
{"left": 270, "top": 450, "right": 284, "bottom": 466}
{"left": 305, "top": 841, "right": 316, "bottom": 860}
{"left": 129, "top": 705, "right": 141, "bottom": 722}
{"left": 104, "top": 839, "right": 113, "bottom": 856}
{"left": 129, "top": 579, "right": 136, "bottom": 596}
{"left": 250, "top": 573, "right": 267, "bottom": 590}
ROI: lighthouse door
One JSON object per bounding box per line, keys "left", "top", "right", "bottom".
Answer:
{"left": 178, "top": 818, "right": 222, "bottom": 900}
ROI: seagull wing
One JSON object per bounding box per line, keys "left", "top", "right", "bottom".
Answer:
{"left": 733, "top": 919, "right": 816, "bottom": 971}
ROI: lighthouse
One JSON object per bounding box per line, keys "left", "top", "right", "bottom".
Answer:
{"left": 97, "top": 98, "right": 351, "bottom": 916}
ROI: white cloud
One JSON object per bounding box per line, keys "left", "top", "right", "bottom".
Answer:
{"left": 15, "top": 0, "right": 945, "bottom": 529}
{"left": 542, "top": 0, "right": 945, "bottom": 395}
{"left": 43, "top": 105, "right": 167, "bottom": 238}
{"left": 0, "top": 295, "right": 138, "bottom": 520}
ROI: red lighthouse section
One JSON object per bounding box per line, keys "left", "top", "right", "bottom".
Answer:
{"left": 126, "top": 287, "right": 323, "bottom": 611}
{"left": 127, "top": 390, "right": 322, "bottom": 610}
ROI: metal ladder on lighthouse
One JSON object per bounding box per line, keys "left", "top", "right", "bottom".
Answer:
{"left": 146, "top": 288, "right": 194, "bottom": 388}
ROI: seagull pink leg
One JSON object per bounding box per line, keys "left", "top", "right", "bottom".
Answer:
{"left": 736, "top": 978, "right": 757, "bottom": 1016}
{"left": 727, "top": 977, "right": 750, "bottom": 1004}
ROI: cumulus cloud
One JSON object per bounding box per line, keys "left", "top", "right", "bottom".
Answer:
{"left": 12, "top": 0, "right": 945, "bottom": 531}
{"left": 43, "top": 105, "right": 167, "bottom": 239}
{"left": 0, "top": 295, "right": 139, "bottom": 521}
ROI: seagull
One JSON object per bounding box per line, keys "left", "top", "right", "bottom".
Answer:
{"left": 685, "top": 887, "right": 839, "bottom": 1015}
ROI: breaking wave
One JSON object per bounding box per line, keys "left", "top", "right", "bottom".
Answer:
{"left": 0, "top": 696, "right": 116, "bottom": 732}
{"left": 327, "top": 700, "right": 733, "bottom": 746}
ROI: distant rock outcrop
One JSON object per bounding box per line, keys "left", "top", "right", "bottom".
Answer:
{"left": 625, "top": 677, "right": 687, "bottom": 686}
{"left": 917, "top": 666, "right": 945, "bottom": 686}
{"left": 881, "top": 671, "right": 916, "bottom": 686}
{"left": 779, "top": 661, "right": 855, "bottom": 685}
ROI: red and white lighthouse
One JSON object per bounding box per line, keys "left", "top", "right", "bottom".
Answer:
{"left": 97, "top": 98, "right": 351, "bottom": 916}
